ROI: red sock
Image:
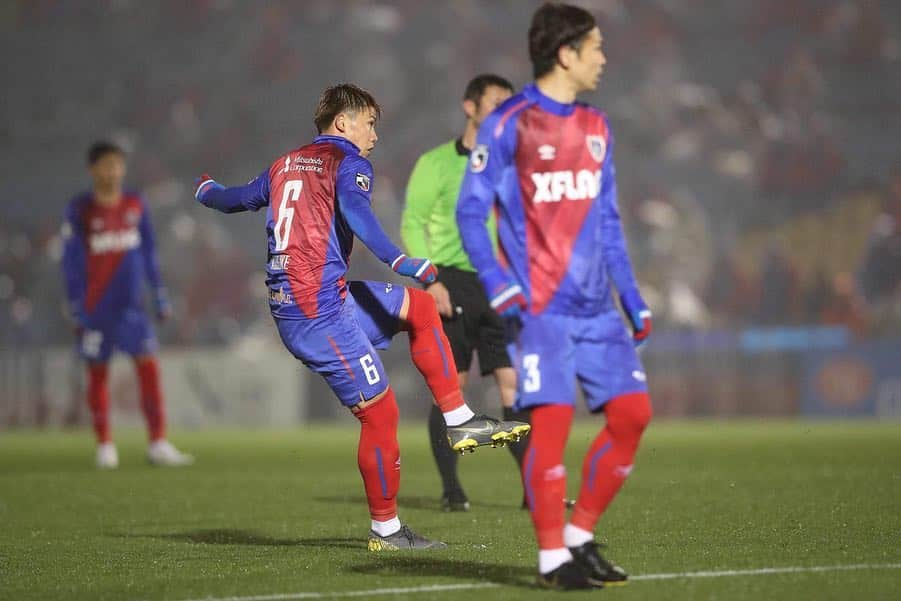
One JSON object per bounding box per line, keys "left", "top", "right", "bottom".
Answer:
{"left": 355, "top": 388, "right": 401, "bottom": 522}
{"left": 135, "top": 356, "right": 166, "bottom": 442}
{"left": 524, "top": 404, "right": 574, "bottom": 549}
{"left": 87, "top": 363, "right": 111, "bottom": 443}
{"left": 571, "top": 392, "right": 652, "bottom": 532}
{"left": 402, "top": 288, "right": 464, "bottom": 413}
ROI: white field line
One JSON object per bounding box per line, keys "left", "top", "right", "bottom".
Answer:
{"left": 173, "top": 562, "right": 901, "bottom": 601}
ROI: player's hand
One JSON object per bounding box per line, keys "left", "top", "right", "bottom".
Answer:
{"left": 194, "top": 173, "right": 223, "bottom": 201}
{"left": 154, "top": 289, "right": 173, "bottom": 322}
{"left": 488, "top": 280, "right": 527, "bottom": 321}
{"left": 426, "top": 281, "right": 454, "bottom": 318}
{"left": 391, "top": 254, "right": 438, "bottom": 284}
{"left": 620, "top": 289, "right": 652, "bottom": 347}
{"left": 67, "top": 301, "right": 86, "bottom": 335}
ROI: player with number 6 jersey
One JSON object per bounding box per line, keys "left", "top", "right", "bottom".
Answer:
{"left": 194, "top": 84, "right": 528, "bottom": 550}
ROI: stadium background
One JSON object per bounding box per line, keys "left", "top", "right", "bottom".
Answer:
{"left": 1, "top": 0, "right": 900, "bottom": 428}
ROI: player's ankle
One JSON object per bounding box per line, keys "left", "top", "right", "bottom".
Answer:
{"left": 538, "top": 548, "right": 572, "bottom": 574}
{"left": 563, "top": 523, "right": 594, "bottom": 547}
{"left": 371, "top": 516, "right": 401, "bottom": 537}
{"left": 442, "top": 404, "right": 475, "bottom": 427}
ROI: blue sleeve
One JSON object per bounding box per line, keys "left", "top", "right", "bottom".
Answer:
{"left": 138, "top": 198, "right": 165, "bottom": 298}
{"left": 456, "top": 111, "right": 515, "bottom": 293}
{"left": 599, "top": 133, "right": 640, "bottom": 297}
{"left": 60, "top": 201, "right": 86, "bottom": 320}
{"left": 198, "top": 169, "right": 270, "bottom": 213}
{"left": 336, "top": 155, "right": 403, "bottom": 265}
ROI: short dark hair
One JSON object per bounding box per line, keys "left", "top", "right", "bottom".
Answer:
{"left": 463, "top": 74, "right": 514, "bottom": 104}
{"left": 528, "top": 3, "right": 597, "bottom": 78}
{"left": 87, "top": 141, "right": 124, "bottom": 165}
{"left": 313, "top": 83, "right": 382, "bottom": 134}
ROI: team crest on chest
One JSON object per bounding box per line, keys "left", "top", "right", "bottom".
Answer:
{"left": 586, "top": 135, "right": 606, "bottom": 163}
{"left": 355, "top": 172, "right": 371, "bottom": 192}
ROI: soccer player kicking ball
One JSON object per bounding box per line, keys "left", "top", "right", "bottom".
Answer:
{"left": 194, "top": 84, "right": 528, "bottom": 550}
{"left": 457, "top": 3, "right": 653, "bottom": 590}
{"left": 61, "top": 141, "right": 193, "bottom": 469}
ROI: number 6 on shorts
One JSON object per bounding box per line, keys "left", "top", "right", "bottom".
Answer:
{"left": 360, "top": 353, "right": 381, "bottom": 385}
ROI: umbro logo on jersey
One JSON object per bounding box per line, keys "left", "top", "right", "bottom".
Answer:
{"left": 538, "top": 144, "right": 556, "bottom": 160}
{"left": 384, "top": 283, "right": 393, "bottom": 294}
{"left": 586, "top": 135, "right": 606, "bottom": 163}
{"left": 632, "top": 370, "right": 647, "bottom": 382}
{"left": 355, "top": 173, "right": 371, "bottom": 192}
{"left": 531, "top": 169, "right": 601, "bottom": 203}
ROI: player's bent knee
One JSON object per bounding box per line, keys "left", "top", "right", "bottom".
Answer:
{"left": 404, "top": 288, "right": 440, "bottom": 329}
{"left": 607, "top": 392, "right": 653, "bottom": 436}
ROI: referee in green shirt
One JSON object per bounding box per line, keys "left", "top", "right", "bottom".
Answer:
{"left": 401, "top": 74, "right": 529, "bottom": 511}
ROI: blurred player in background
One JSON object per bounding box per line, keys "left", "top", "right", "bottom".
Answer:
{"left": 401, "top": 74, "right": 531, "bottom": 512}
{"left": 61, "top": 141, "right": 193, "bottom": 469}
{"left": 457, "top": 3, "right": 654, "bottom": 590}
{"left": 194, "top": 84, "right": 528, "bottom": 550}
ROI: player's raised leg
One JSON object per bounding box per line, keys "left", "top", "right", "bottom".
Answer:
{"left": 349, "top": 281, "right": 530, "bottom": 454}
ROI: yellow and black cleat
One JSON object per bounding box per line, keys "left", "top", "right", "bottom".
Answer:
{"left": 446, "top": 414, "right": 531, "bottom": 454}
{"left": 367, "top": 525, "right": 447, "bottom": 551}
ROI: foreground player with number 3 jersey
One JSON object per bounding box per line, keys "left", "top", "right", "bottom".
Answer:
{"left": 457, "top": 4, "right": 653, "bottom": 591}
{"left": 194, "top": 84, "right": 528, "bottom": 550}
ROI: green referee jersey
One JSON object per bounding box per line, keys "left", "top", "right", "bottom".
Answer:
{"left": 401, "top": 138, "right": 497, "bottom": 272}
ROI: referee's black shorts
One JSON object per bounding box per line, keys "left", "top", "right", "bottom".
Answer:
{"left": 434, "top": 265, "right": 512, "bottom": 376}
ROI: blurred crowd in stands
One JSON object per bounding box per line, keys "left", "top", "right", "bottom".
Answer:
{"left": 1, "top": 0, "right": 899, "bottom": 349}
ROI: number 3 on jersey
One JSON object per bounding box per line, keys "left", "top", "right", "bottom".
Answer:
{"left": 274, "top": 180, "right": 303, "bottom": 251}
{"left": 522, "top": 353, "right": 541, "bottom": 393}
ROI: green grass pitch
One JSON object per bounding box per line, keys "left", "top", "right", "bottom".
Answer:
{"left": 1, "top": 421, "right": 899, "bottom": 600}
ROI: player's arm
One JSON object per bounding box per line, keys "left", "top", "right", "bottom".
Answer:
{"left": 399, "top": 153, "right": 439, "bottom": 258}
{"left": 194, "top": 170, "right": 270, "bottom": 213}
{"left": 456, "top": 116, "right": 525, "bottom": 318}
{"left": 137, "top": 198, "right": 171, "bottom": 320}
{"left": 599, "top": 132, "right": 652, "bottom": 345}
{"left": 60, "top": 202, "right": 87, "bottom": 328}
{"left": 337, "top": 155, "right": 436, "bottom": 284}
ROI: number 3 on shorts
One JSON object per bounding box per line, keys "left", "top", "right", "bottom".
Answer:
{"left": 522, "top": 353, "right": 541, "bottom": 393}
{"left": 360, "top": 353, "right": 381, "bottom": 385}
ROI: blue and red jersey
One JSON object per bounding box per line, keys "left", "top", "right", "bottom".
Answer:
{"left": 61, "top": 191, "right": 166, "bottom": 325}
{"left": 197, "top": 135, "right": 403, "bottom": 320}
{"left": 457, "top": 83, "right": 641, "bottom": 317}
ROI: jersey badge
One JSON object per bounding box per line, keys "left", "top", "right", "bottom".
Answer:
{"left": 355, "top": 173, "right": 371, "bottom": 192}
{"left": 586, "top": 135, "right": 606, "bottom": 163}
{"left": 470, "top": 144, "right": 489, "bottom": 173}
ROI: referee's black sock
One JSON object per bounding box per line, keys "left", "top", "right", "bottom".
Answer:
{"left": 503, "top": 406, "right": 530, "bottom": 469}
{"left": 428, "top": 404, "right": 464, "bottom": 497}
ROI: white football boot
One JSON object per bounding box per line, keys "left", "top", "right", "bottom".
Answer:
{"left": 96, "top": 442, "right": 119, "bottom": 469}
{"left": 147, "top": 439, "right": 194, "bottom": 466}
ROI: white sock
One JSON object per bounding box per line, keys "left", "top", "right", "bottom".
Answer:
{"left": 539, "top": 548, "right": 572, "bottom": 574}
{"left": 443, "top": 404, "right": 475, "bottom": 427}
{"left": 371, "top": 517, "right": 401, "bottom": 537}
{"left": 564, "top": 523, "right": 594, "bottom": 547}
